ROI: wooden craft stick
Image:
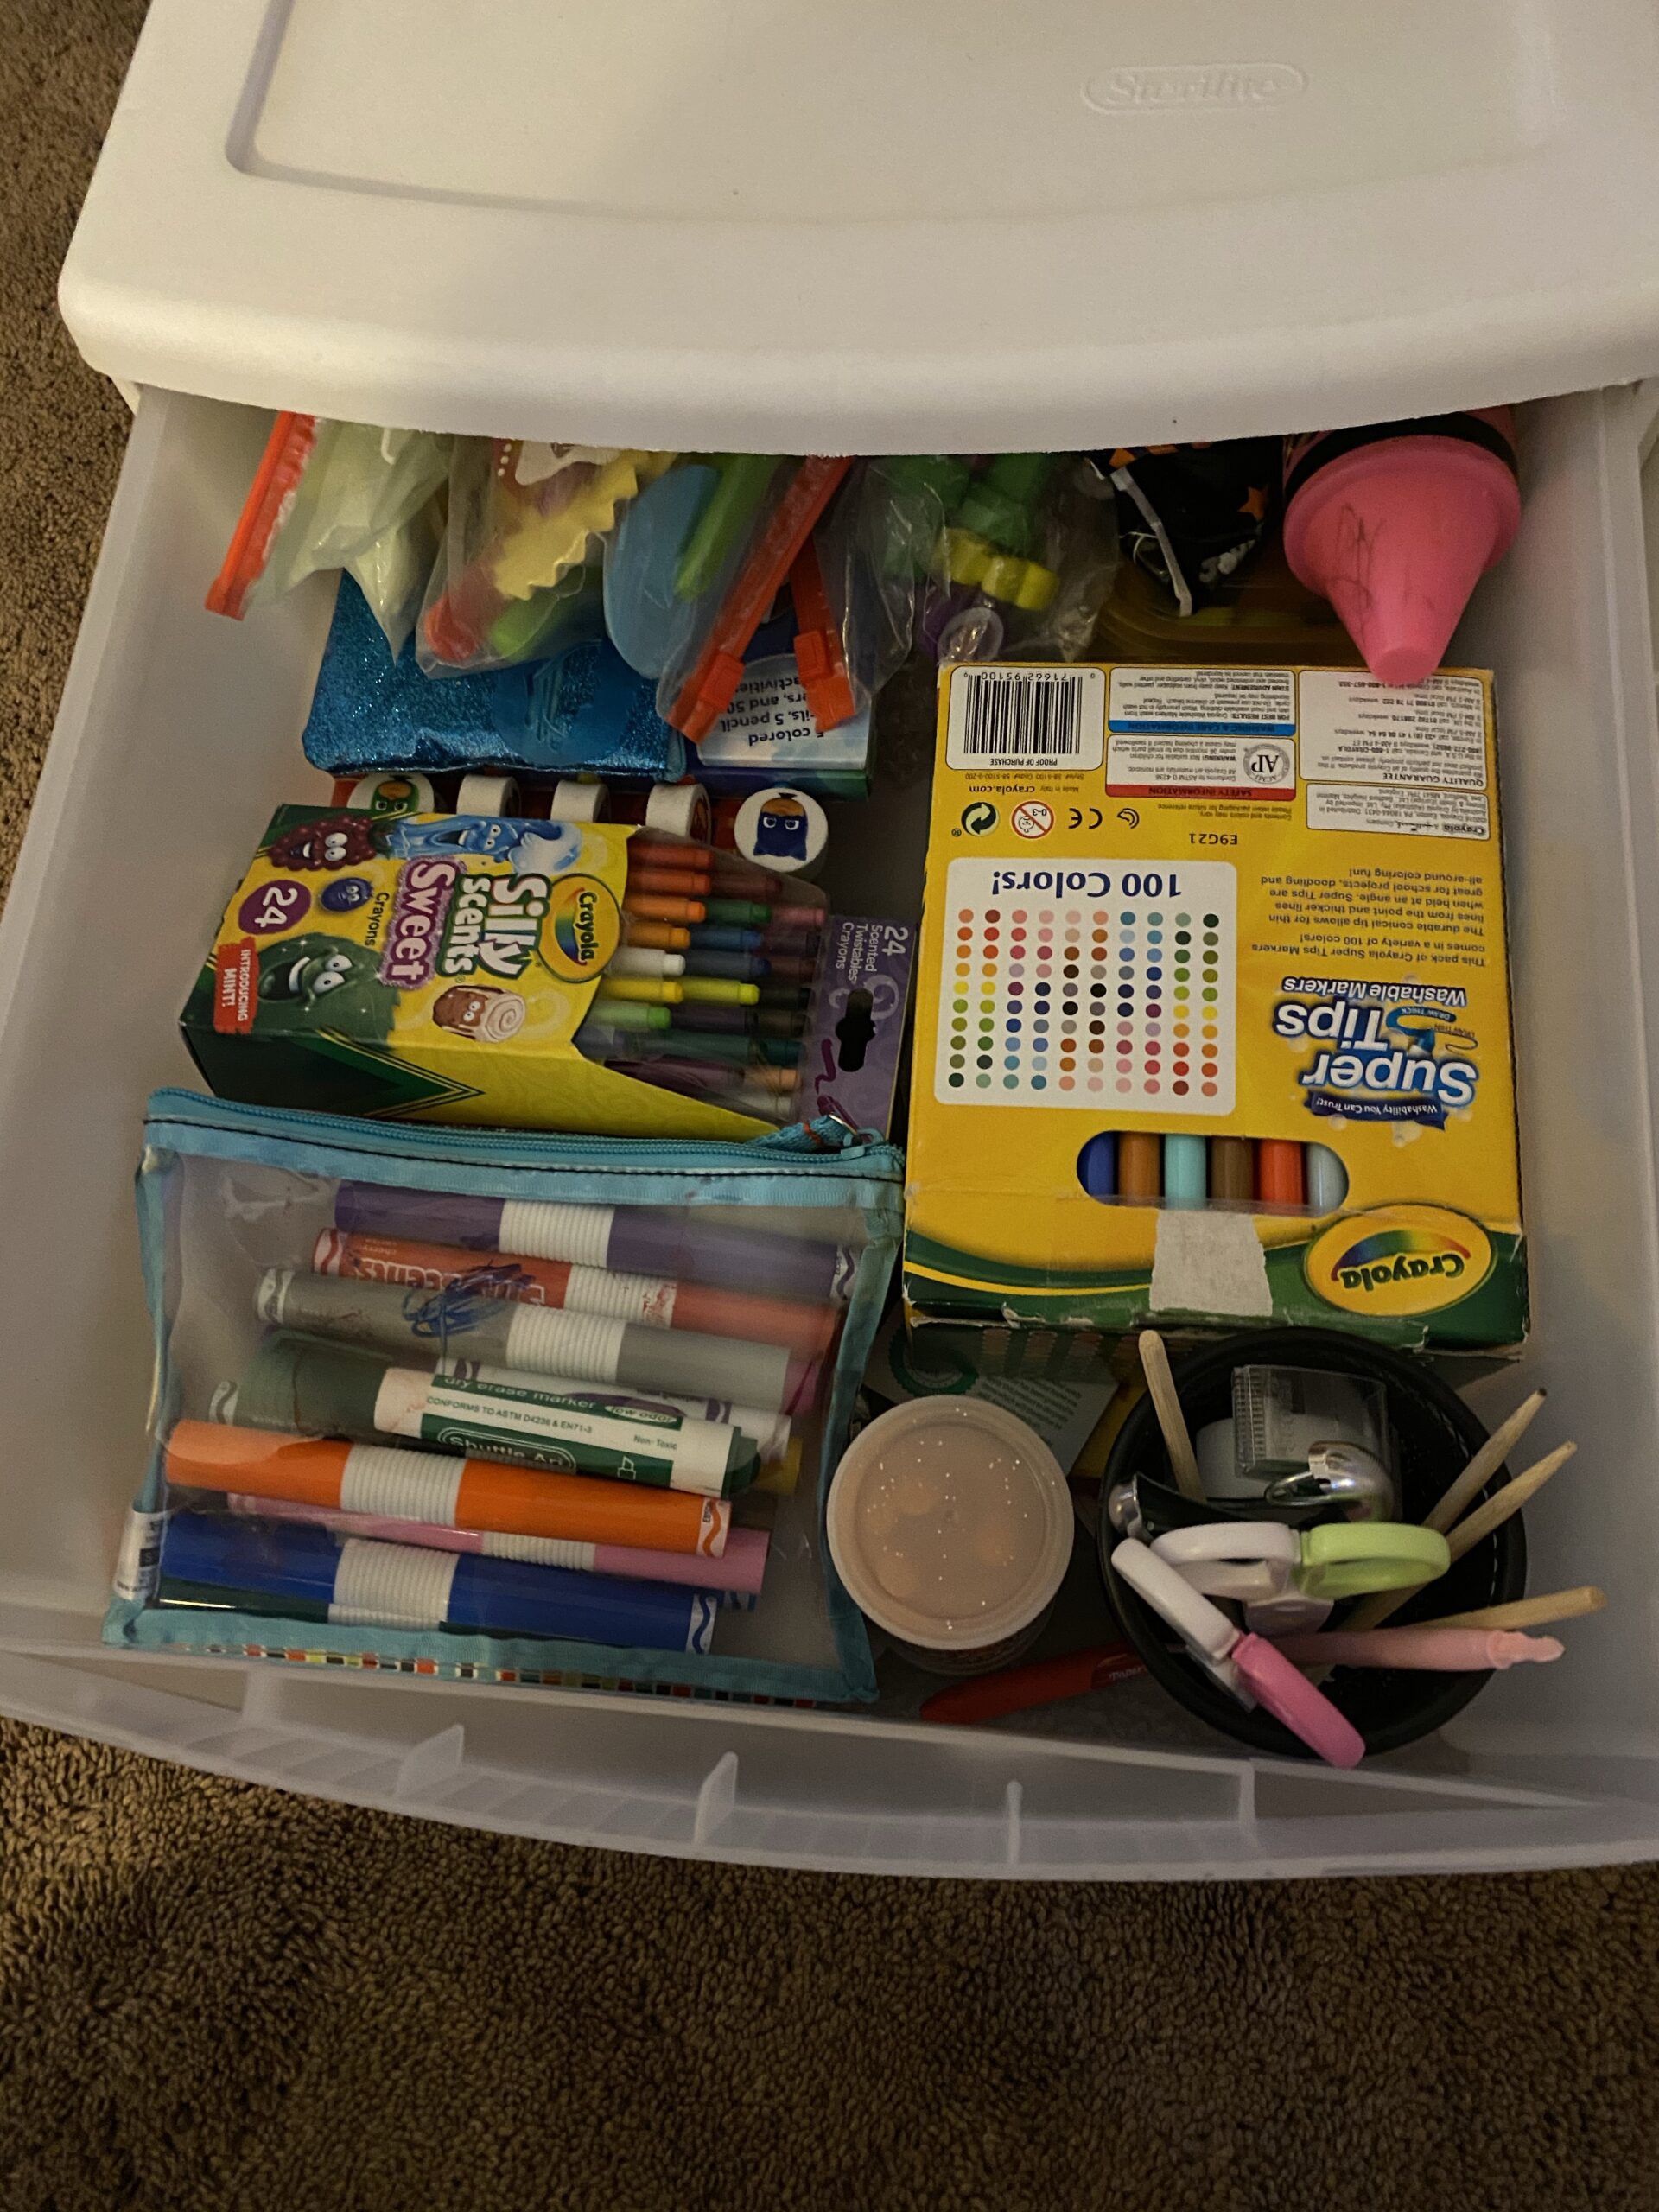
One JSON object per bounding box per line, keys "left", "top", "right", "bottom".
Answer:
{"left": 1424, "top": 1389, "right": 1548, "bottom": 1535}
{"left": 1443, "top": 1442, "right": 1577, "bottom": 1563}
{"left": 1138, "top": 1331, "right": 1205, "bottom": 1503}
{"left": 1422, "top": 1586, "right": 1606, "bottom": 1633}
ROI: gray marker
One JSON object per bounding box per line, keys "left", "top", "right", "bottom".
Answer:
{"left": 257, "top": 1268, "right": 812, "bottom": 1415}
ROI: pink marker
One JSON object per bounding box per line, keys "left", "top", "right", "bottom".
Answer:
{"left": 1269, "top": 1627, "right": 1563, "bottom": 1671}
{"left": 1283, "top": 408, "right": 1521, "bottom": 686}
{"left": 1112, "top": 1538, "right": 1365, "bottom": 1768}
{"left": 225, "top": 1494, "right": 769, "bottom": 1596}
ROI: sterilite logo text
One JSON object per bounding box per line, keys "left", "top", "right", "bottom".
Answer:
{"left": 1084, "top": 62, "right": 1307, "bottom": 112}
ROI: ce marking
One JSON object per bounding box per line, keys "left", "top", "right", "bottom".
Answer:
{"left": 1066, "top": 806, "right": 1105, "bottom": 831}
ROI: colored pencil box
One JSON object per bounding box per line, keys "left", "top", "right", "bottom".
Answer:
{"left": 109, "top": 1090, "right": 901, "bottom": 1703}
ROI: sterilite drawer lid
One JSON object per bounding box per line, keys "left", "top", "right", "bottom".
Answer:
{"left": 58, "top": 0, "right": 1659, "bottom": 452}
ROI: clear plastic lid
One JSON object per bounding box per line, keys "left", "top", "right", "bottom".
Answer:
{"left": 827, "top": 1396, "right": 1072, "bottom": 1651}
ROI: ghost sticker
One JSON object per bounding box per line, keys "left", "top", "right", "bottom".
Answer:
{"left": 752, "top": 794, "right": 810, "bottom": 862}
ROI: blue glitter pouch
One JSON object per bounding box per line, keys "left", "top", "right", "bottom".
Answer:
{"left": 302, "top": 580, "right": 687, "bottom": 781}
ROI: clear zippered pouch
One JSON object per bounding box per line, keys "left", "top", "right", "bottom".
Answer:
{"left": 110, "top": 1090, "right": 902, "bottom": 1704}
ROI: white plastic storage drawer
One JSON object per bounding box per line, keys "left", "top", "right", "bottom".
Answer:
{"left": 2, "top": 387, "right": 1659, "bottom": 1878}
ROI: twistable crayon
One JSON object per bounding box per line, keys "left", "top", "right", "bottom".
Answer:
{"left": 257, "top": 1268, "right": 815, "bottom": 1415}
{"left": 313, "top": 1228, "right": 837, "bottom": 1356}
{"left": 162, "top": 1512, "right": 718, "bottom": 1654}
{"left": 169, "top": 1419, "right": 731, "bottom": 1554}
{"left": 225, "top": 1492, "right": 771, "bottom": 1596}
{"left": 607, "top": 947, "right": 687, "bottom": 980}
{"left": 620, "top": 918, "right": 692, "bottom": 952}
{"left": 625, "top": 893, "right": 706, "bottom": 925}
{"left": 594, "top": 974, "right": 685, "bottom": 1006}
{"left": 333, "top": 1183, "right": 856, "bottom": 1300}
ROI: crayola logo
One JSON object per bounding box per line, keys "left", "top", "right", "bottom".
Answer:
{"left": 1306, "top": 1206, "right": 1493, "bottom": 1319}
{"left": 543, "top": 875, "right": 620, "bottom": 982}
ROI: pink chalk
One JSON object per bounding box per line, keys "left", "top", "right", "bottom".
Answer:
{"left": 1271, "top": 1625, "right": 1563, "bottom": 1672}
{"left": 1283, "top": 410, "right": 1522, "bottom": 687}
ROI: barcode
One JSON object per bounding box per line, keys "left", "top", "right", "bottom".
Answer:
{"left": 958, "top": 671, "right": 1087, "bottom": 760}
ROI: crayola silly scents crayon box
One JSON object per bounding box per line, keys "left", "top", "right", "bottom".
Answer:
{"left": 181, "top": 807, "right": 773, "bottom": 1139}
{"left": 904, "top": 664, "right": 1526, "bottom": 1363}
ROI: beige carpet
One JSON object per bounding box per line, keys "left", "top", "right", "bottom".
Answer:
{"left": 2, "top": 6, "right": 1658, "bottom": 2206}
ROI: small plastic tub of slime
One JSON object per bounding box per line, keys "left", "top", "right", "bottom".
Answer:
{"left": 826, "top": 1396, "right": 1073, "bottom": 1675}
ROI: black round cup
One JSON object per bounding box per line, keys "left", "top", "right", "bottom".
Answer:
{"left": 1099, "top": 1328, "right": 1528, "bottom": 1759}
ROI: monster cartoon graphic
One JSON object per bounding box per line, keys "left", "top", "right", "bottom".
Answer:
{"left": 750, "top": 793, "right": 810, "bottom": 864}
{"left": 373, "top": 816, "right": 585, "bottom": 875}
{"left": 265, "top": 814, "right": 378, "bottom": 873}
{"left": 252, "top": 934, "right": 397, "bottom": 1038}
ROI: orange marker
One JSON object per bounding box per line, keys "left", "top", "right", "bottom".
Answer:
{"left": 166, "top": 1421, "right": 729, "bottom": 1556}
{"left": 1117, "top": 1133, "right": 1162, "bottom": 1198}
{"left": 1256, "top": 1141, "right": 1306, "bottom": 1207}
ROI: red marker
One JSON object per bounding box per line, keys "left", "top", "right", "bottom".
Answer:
{"left": 919, "top": 1644, "right": 1145, "bottom": 1726}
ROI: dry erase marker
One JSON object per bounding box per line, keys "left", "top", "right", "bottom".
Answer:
{"left": 230, "top": 1328, "right": 798, "bottom": 1468}
{"left": 1163, "top": 1135, "right": 1207, "bottom": 1208}
{"left": 1306, "top": 1143, "right": 1348, "bottom": 1212}
{"left": 257, "top": 1268, "right": 814, "bottom": 1415}
{"left": 1117, "top": 1133, "right": 1161, "bottom": 1199}
{"left": 172, "top": 1418, "right": 731, "bottom": 1554}
{"left": 1257, "top": 1140, "right": 1305, "bottom": 1207}
{"left": 226, "top": 1493, "right": 770, "bottom": 1595}
{"left": 333, "top": 1184, "right": 856, "bottom": 1301}
{"left": 162, "top": 1513, "right": 718, "bottom": 1654}
{"left": 313, "top": 1229, "right": 837, "bottom": 1355}
{"left": 1210, "top": 1136, "right": 1255, "bottom": 1204}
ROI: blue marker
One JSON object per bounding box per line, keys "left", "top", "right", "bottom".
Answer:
{"left": 1163, "top": 1135, "right": 1208, "bottom": 1209}
{"left": 162, "top": 1514, "right": 717, "bottom": 1654}
{"left": 1077, "top": 1132, "right": 1117, "bottom": 1198}
{"left": 1306, "top": 1143, "right": 1349, "bottom": 1214}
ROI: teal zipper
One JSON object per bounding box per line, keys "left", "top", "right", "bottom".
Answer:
{"left": 143, "top": 1088, "right": 903, "bottom": 1182}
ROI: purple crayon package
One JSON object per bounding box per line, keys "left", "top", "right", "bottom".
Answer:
{"left": 798, "top": 918, "right": 915, "bottom": 1139}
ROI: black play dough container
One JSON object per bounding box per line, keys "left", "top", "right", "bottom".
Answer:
{"left": 1099, "top": 1329, "right": 1528, "bottom": 1760}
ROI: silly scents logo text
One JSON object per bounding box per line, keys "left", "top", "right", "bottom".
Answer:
{"left": 1272, "top": 984, "right": 1478, "bottom": 1126}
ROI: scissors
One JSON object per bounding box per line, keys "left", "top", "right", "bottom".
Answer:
{"left": 1151, "top": 1519, "right": 1450, "bottom": 1605}
{"left": 1111, "top": 1539, "right": 1364, "bottom": 1767}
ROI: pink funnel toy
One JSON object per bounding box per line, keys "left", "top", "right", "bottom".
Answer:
{"left": 1283, "top": 409, "right": 1521, "bottom": 687}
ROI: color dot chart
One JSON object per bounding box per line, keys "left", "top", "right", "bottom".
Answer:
{"left": 933, "top": 857, "right": 1237, "bottom": 1111}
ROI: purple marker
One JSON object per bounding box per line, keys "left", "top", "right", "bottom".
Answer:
{"left": 334, "top": 1185, "right": 855, "bottom": 1301}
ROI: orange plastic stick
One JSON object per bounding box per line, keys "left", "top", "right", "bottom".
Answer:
{"left": 669, "top": 457, "right": 853, "bottom": 741}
